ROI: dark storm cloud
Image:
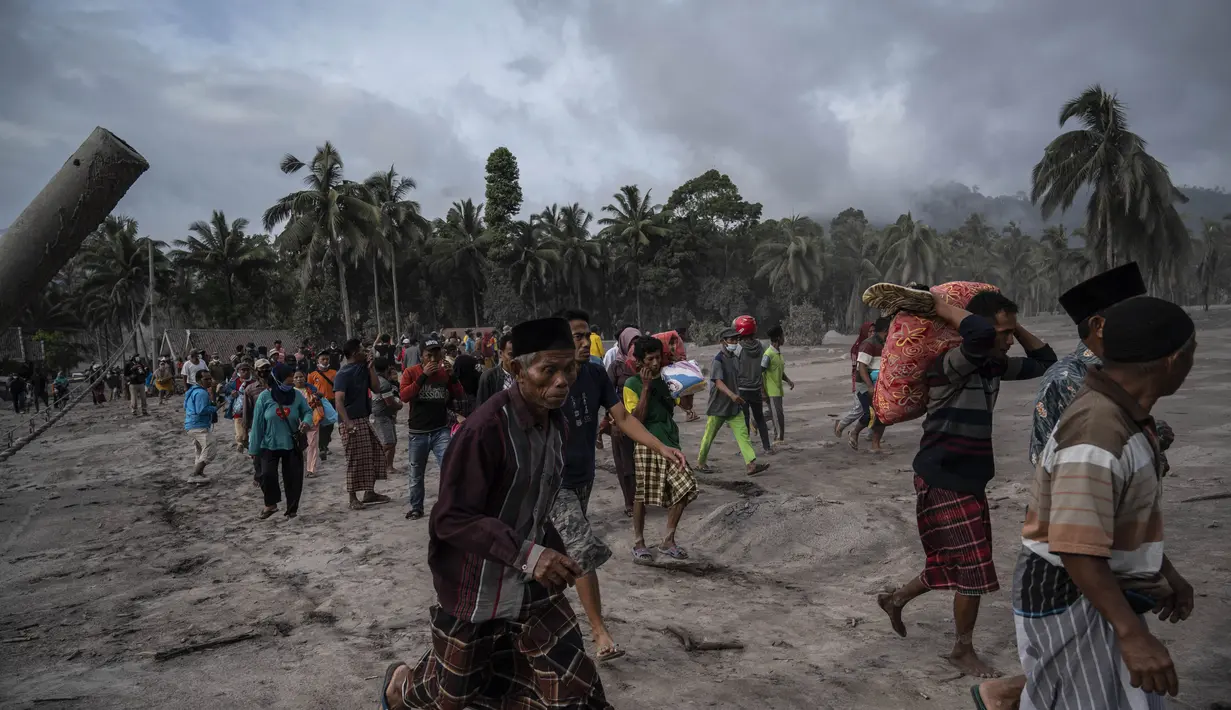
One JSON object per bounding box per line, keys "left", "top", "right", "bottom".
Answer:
{"left": 0, "top": 4, "right": 484, "bottom": 238}
{"left": 542, "top": 0, "right": 1231, "bottom": 216}
{"left": 3, "top": 0, "right": 1229, "bottom": 237}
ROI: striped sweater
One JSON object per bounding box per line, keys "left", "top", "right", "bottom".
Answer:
{"left": 912, "top": 315, "right": 1057, "bottom": 494}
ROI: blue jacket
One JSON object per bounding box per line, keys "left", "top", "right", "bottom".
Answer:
{"left": 183, "top": 384, "right": 217, "bottom": 431}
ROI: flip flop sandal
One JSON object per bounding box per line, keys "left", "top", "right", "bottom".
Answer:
{"left": 348, "top": 500, "right": 365, "bottom": 511}
{"left": 595, "top": 644, "right": 626, "bottom": 663}
{"left": 658, "top": 544, "right": 689, "bottom": 559}
{"left": 747, "top": 463, "right": 770, "bottom": 476}
{"left": 861, "top": 283, "right": 935, "bottom": 315}
{"left": 694, "top": 464, "right": 715, "bottom": 474}
{"left": 847, "top": 433, "right": 859, "bottom": 451}
{"left": 405, "top": 510, "right": 424, "bottom": 520}
{"left": 969, "top": 685, "right": 989, "bottom": 710}
{"left": 380, "top": 662, "right": 407, "bottom": 710}
{"left": 362, "top": 493, "right": 392, "bottom": 505}
{"left": 259, "top": 507, "right": 278, "bottom": 519}
{"left": 632, "top": 546, "right": 654, "bottom": 563}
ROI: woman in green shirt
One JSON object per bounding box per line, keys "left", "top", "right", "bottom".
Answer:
{"left": 622, "top": 337, "right": 697, "bottom": 563}
{"left": 248, "top": 363, "right": 312, "bottom": 519}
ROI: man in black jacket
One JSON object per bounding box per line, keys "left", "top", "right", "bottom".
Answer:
{"left": 123, "top": 355, "right": 150, "bottom": 416}
{"left": 475, "top": 332, "right": 516, "bottom": 405}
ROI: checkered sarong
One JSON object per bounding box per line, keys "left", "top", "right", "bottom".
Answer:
{"left": 400, "top": 594, "right": 612, "bottom": 709}
{"left": 633, "top": 444, "right": 698, "bottom": 509}
{"left": 914, "top": 475, "right": 999, "bottom": 595}
{"left": 341, "top": 420, "right": 386, "bottom": 493}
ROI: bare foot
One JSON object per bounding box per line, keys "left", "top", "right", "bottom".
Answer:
{"left": 384, "top": 663, "right": 410, "bottom": 707}
{"left": 877, "top": 593, "right": 907, "bottom": 637}
{"left": 946, "top": 647, "right": 1001, "bottom": 679}
{"left": 974, "top": 675, "right": 1025, "bottom": 710}
{"left": 832, "top": 420, "right": 842, "bottom": 437}
{"left": 592, "top": 629, "right": 625, "bottom": 663}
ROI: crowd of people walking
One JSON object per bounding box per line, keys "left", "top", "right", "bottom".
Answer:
{"left": 4, "top": 260, "right": 1201, "bottom": 709}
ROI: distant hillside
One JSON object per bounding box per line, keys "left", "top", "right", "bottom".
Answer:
{"left": 816, "top": 183, "right": 1231, "bottom": 235}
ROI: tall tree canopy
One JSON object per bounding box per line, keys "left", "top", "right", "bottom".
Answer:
{"left": 484, "top": 147, "right": 523, "bottom": 236}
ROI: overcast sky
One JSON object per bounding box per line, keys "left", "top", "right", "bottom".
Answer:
{"left": 2, "top": 0, "right": 1228, "bottom": 239}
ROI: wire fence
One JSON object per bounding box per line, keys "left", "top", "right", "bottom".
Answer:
{"left": 0, "top": 313, "right": 147, "bottom": 464}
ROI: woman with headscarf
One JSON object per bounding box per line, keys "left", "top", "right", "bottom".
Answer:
{"left": 154, "top": 357, "right": 176, "bottom": 404}
{"left": 834, "top": 321, "right": 876, "bottom": 438}
{"left": 248, "top": 363, "right": 312, "bottom": 519}
{"left": 605, "top": 325, "right": 643, "bottom": 515}
{"left": 653, "top": 326, "right": 697, "bottom": 421}
{"left": 292, "top": 370, "right": 326, "bottom": 478}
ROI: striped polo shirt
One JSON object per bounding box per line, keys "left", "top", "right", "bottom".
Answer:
{"left": 1014, "top": 368, "right": 1166, "bottom": 617}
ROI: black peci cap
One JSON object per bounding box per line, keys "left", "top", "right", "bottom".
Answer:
{"left": 1058, "top": 262, "right": 1146, "bottom": 325}
{"left": 510, "top": 318, "right": 574, "bottom": 357}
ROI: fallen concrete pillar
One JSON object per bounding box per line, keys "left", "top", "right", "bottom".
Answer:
{"left": 0, "top": 127, "right": 149, "bottom": 330}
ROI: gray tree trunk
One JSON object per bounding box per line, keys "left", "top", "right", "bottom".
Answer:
{"left": 372, "top": 257, "right": 381, "bottom": 335}
{"left": 332, "top": 224, "right": 353, "bottom": 340}
{"left": 390, "top": 246, "right": 400, "bottom": 335}
{"left": 0, "top": 127, "right": 148, "bottom": 331}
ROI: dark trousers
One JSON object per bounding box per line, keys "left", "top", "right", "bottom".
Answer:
{"left": 318, "top": 423, "right": 334, "bottom": 454}
{"left": 767, "top": 396, "right": 785, "bottom": 441}
{"left": 260, "top": 448, "right": 304, "bottom": 513}
{"left": 740, "top": 388, "right": 773, "bottom": 451}
{"left": 611, "top": 432, "right": 636, "bottom": 511}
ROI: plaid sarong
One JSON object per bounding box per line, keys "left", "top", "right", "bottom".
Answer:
{"left": 633, "top": 444, "right": 698, "bottom": 509}
{"left": 400, "top": 594, "right": 612, "bottom": 709}
{"left": 914, "top": 474, "right": 999, "bottom": 595}
{"left": 341, "top": 420, "right": 386, "bottom": 493}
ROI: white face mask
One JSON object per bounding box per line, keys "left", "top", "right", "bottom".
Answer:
{"left": 724, "top": 343, "right": 738, "bottom": 353}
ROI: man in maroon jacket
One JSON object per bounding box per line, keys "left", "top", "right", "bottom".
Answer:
{"left": 378, "top": 318, "right": 612, "bottom": 710}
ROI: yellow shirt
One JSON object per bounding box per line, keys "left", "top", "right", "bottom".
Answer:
{"left": 589, "top": 333, "right": 604, "bottom": 358}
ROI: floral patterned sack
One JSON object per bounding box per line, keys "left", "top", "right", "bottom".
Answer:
{"left": 871, "top": 281, "right": 998, "bottom": 425}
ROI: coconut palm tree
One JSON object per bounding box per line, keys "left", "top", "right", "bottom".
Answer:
{"left": 536, "top": 204, "right": 563, "bottom": 232}
{"left": 997, "top": 222, "right": 1036, "bottom": 308}
{"left": 545, "top": 203, "right": 603, "bottom": 307}
{"left": 1195, "top": 218, "right": 1228, "bottom": 311}
{"left": 879, "top": 212, "right": 941, "bottom": 285}
{"left": 365, "top": 166, "right": 429, "bottom": 336}
{"left": 505, "top": 219, "right": 560, "bottom": 316}
{"left": 430, "top": 198, "right": 489, "bottom": 327}
{"left": 262, "top": 142, "right": 380, "bottom": 339}
{"left": 1030, "top": 84, "right": 1189, "bottom": 276}
{"left": 753, "top": 217, "right": 824, "bottom": 302}
{"left": 597, "top": 185, "right": 668, "bottom": 324}
{"left": 172, "top": 210, "right": 274, "bottom": 327}
{"left": 19, "top": 283, "right": 84, "bottom": 331}
{"left": 1039, "top": 225, "right": 1072, "bottom": 306}
{"left": 79, "top": 215, "right": 170, "bottom": 355}
{"left": 830, "top": 221, "right": 882, "bottom": 330}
